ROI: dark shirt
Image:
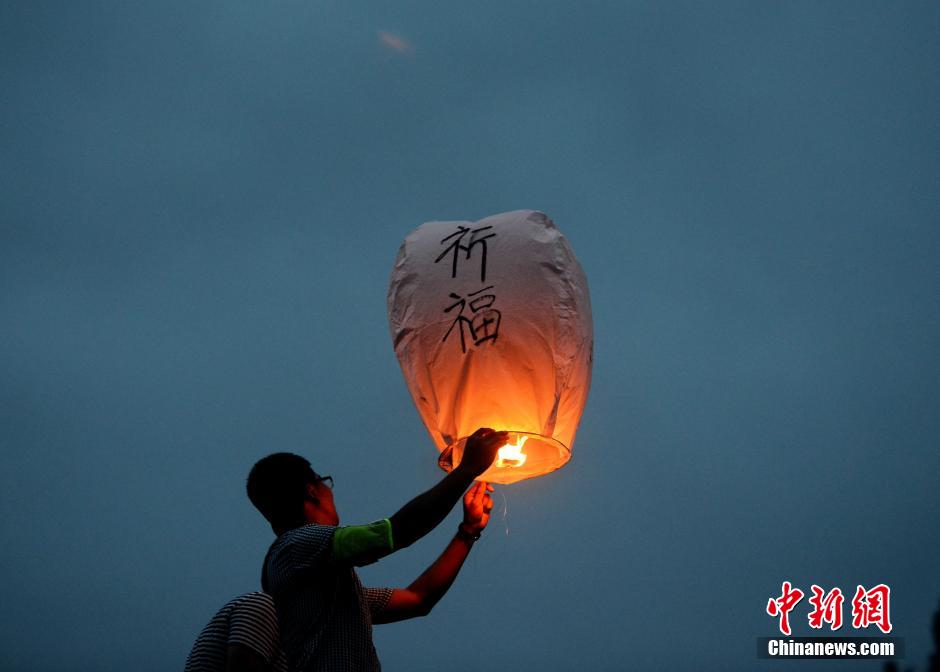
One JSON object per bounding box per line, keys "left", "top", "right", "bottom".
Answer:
{"left": 262, "top": 524, "right": 392, "bottom": 672}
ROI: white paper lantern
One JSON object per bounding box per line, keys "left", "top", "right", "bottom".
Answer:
{"left": 388, "top": 210, "right": 593, "bottom": 484}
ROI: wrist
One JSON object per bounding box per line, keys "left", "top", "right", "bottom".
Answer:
{"left": 456, "top": 522, "right": 481, "bottom": 542}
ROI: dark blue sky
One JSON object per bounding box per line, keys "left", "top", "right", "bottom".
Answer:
{"left": 2, "top": 2, "right": 939, "bottom": 670}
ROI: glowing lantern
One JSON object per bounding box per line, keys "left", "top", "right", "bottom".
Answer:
{"left": 387, "top": 210, "right": 593, "bottom": 485}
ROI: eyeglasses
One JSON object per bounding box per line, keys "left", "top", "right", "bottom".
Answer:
{"left": 314, "top": 475, "right": 333, "bottom": 489}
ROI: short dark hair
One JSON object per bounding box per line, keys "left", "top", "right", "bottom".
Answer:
{"left": 247, "top": 452, "right": 317, "bottom": 532}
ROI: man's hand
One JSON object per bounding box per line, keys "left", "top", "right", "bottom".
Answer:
{"left": 456, "top": 428, "right": 508, "bottom": 477}
{"left": 461, "top": 481, "right": 494, "bottom": 535}
{"left": 376, "top": 480, "right": 496, "bottom": 624}
{"left": 388, "top": 427, "right": 505, "bottom": 552}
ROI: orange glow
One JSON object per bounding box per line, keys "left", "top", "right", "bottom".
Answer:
{"left": 438, "top": 431, "right": 570, "bottom": 484}
{"left": 496, "top": 435, "right": 528, "bottom": 468}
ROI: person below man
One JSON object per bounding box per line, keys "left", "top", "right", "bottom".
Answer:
{"left": 184, "top": 591, "right": 288, "bottom": 672}
{"left": 246, "top": 427, "right": 506, "bottom": 671}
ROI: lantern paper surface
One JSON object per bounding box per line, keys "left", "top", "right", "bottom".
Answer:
{"left": 387, "top": 210, "right": 593, "bottom": 485}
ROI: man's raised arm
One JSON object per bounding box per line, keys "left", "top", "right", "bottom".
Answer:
{"left": 330, "top": 428, "right": 505, "bottom": 567}
{"left": 388, "top": 428, "right": 504, "bottom": 550}
{"left": 373, "top": 481, "right": 495, "bottom": 623}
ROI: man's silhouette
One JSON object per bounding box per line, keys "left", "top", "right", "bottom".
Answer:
{"left": 247, "top": 427, "right": 506, "bottom": 671}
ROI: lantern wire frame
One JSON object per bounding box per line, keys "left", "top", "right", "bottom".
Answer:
{"left": 437, "top": 430, "right": 571, "bottom": 485}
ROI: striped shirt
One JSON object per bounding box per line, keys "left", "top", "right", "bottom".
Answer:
{"left": 184, "top": 592, "right": 288, "bottom": 672}
{"left": 262, "top": 524, "right": 393, "bottom": 672}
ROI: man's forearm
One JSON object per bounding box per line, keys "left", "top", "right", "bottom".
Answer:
{"left": 407, "top": 532, "right": 474, "bottom": 613}
{"left": 389, "top": 466, "right": 476, "bottom": 549}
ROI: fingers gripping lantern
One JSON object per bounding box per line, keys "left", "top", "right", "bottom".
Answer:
{"left": 387, "top": 210, "right": 593, "bottom": 485}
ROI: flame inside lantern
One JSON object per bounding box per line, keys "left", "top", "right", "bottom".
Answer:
{"left": 438, "top": 431, "right": 571, "bottom": 485}
{"left": 496, "top": 435, "right": 528, "bottom": 468}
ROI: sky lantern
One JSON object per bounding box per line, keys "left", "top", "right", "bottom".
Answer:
{"left": 387, "top": 210, "right": 593, "bottom": 485}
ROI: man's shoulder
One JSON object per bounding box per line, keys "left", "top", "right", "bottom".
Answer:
{"left": 274, "top": 523, "right": 337, "bottom": 550}
{"left": 264, "top": 524, "right": 339, "bottom": 588}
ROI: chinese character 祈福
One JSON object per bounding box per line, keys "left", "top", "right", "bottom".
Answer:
{"left": 442, "top": 286, "right": 501, "bottom": 354}
{"left": 435, "top": 225, "right": 496, "bottom": 283}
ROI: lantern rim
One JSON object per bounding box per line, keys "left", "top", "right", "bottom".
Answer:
{"left": 438, "top": 430, "right": 571, "bottom": 485}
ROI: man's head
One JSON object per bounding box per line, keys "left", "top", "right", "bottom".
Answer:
{"left": 247, "top": 452, "right": 338, "bottom": 534}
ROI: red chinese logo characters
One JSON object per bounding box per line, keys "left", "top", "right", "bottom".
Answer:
{"left": 766, "top": 582, "right": 892, "bottom": 635}
{"left": 808, "top": 585, "right": 844, "bottom": 630}
{"left": 766, "top": 581, "right": 804, "bottom": 636}
{"left": 851, "top": 584, "right": 892, "bottom": 634}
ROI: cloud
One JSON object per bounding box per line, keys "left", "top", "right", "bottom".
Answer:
{"left": 378, "top": 30, "right": 414, "bottom": 56}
